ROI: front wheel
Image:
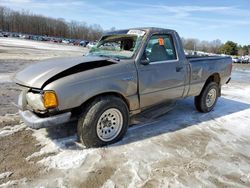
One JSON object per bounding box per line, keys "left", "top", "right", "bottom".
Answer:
{"left": 77, "top": 96, "right": 129, "bottom": 148}
{"left": 194, "top": 82, "right": 219, "bottom": 113}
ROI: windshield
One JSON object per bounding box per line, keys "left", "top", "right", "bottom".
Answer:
{"left": 87, "top": 33, "right": 144, "bottom": 59}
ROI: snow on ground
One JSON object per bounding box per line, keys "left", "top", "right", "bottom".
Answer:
{"left": 0, "top": 37, "right": 83, "bottom": 51}
{"left": 0, "top": 123, "right": 26, "bottom": 138}
{"left": 25, "top": 76, "right": 250, "bottom": 188}
{"left": 0, "top": 74, "right": 12, "bottom": 83}
{"left": 28, "top": 130, "right": 95, "bottom": 170}
{"left": 0, "top": 38, "right": 86, "bottom": 60}
{"left": 0, "top": 172, "right": 13, "bottom": 181}
{"left": 0, "top": 178, "right": 27, "bottom": 188}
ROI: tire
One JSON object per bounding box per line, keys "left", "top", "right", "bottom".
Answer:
{"left": 77, "top": 96, "right": 129, "bottom": 148}
{"left": 194, "top": 82, "right": 219, "bottom": 113}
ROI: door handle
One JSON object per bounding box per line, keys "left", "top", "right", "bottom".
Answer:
{"left": 176, "top": 66, "right": 183, "bottom": 72}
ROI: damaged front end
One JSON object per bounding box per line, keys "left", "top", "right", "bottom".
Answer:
{"left": 21, "top": 89, "right": 58, "bottom": 114}
{"left": 13, "top": 56, "right": 114, "bottom": 89}
{"left": 14, "top": 56, "right": 117, "bottom": 129}
{"left": 18, "top": 88, "right": 71, "bottom": 129}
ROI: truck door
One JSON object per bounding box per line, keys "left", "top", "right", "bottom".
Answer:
{"left": 137, "top": 33, "right": 186, "bottom": 108}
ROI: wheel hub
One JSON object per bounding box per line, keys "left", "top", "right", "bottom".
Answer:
{"left": 206, "top": 88, "right": 217, "bottom": 108}
{"left": 102, "top": 118, "right": 112, "bottom": 128}
{"left": 96, "top": 108, "right": 123, "bottom": 142}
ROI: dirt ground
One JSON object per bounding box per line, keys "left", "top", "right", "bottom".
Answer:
{"left": 0, "top": 38, "right": 85, "bottom": 187}
{"left": 0, "top": 38, "right": 250, "bottom": 188}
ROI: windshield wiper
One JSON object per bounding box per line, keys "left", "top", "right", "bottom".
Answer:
{"left": 98, "top": 54, "right": 120, "bottom": 61}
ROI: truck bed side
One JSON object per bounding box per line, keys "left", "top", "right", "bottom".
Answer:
{"left": 186, "top": 56, "right": 232, "bottom": 97}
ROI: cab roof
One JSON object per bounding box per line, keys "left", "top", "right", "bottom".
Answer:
{"left": 105, "top": 27, "right": 176, "bottom": 36}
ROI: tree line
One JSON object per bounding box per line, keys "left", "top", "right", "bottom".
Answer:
{"left": 182, "top": 38, "right": 250, "bottom": 56}
{"left": 0, "top": 6, "right": 249, "bottom": 55}
{"left": 0, "top": 6, "right": 103, "bottom": 41}
{"left": 219, "top": 41, "right": 250, "bottom": 56}
{"left": 182, "top": 38, "right": 222, "bottom": 54}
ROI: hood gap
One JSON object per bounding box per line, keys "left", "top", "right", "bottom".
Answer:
{"left": 41, "top": 60, "right": 115, "bottom": 89}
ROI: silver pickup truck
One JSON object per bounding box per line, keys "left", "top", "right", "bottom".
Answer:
{"left": 14, "top": 27, "right": 232, "bottom": 147}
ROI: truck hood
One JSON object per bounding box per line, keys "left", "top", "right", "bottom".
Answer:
{"left": 14, "top": 56, "right": 115, "bottom": 89}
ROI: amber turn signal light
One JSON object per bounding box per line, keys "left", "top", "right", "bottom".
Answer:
{"left": 43, "top": 91, "right": 58, "bottom": 109}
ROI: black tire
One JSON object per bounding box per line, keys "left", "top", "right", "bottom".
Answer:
{"left": 77, "top": 96, "right": 129, "bottom": 148}
{"left": 194, "top": 82, "right": 219, "bottom": 113}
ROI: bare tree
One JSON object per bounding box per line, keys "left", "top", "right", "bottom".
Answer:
{"left": 182, "top": 38, "right": 223, "bottom": 54}
{"left": 0, "top": 6, "right": 103, "bottom": 41}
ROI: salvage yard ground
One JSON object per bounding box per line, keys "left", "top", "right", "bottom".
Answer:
{"left": 0, "top": 38, "right": 250, "bottom": 187}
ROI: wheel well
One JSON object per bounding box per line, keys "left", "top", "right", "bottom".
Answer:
{"left": 201, "top": 73, "right": 221, "bottom": 96}
{"left": 205, "top": 73, "right": 220, "bottom": 86}
{"left": 72, "top": 92, "right": 130, "bottom": 116}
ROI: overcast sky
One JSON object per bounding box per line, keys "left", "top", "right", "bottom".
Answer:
{"left": 1, "top": 0, "right": 250, "bottom": 45}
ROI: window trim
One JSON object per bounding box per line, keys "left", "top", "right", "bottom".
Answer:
{"left": 144, "top": 33, "right": 179, "bottom": 64}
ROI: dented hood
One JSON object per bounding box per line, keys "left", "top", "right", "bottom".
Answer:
{"left": 14, "top": 56, "right": 110, "bottom": 89}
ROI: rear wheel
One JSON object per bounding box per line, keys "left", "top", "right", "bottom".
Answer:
{"left": 77, "top": 96, "right": 129, "bottom": 148}
{"left": 194, "top": 82, "right": 219, "bottom": 113}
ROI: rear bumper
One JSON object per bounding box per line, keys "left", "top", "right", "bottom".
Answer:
{"left": 19, "top": 110, "right": 72, "bottom": 129}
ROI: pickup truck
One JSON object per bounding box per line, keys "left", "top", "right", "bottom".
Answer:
{"left": 14, "top": 27, "right": 232, "bottom": 147}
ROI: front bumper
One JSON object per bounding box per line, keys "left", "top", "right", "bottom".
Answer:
{"left": 18, "top": 90, "right": 73, "bottom": 129}
{"left": 19, "top": 110, "right": 72, "bottom": 129}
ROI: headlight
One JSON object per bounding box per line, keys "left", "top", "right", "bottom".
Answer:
{"left": 43, "top": 91, "right": 58, "bottom": 109}
{"left": 26, "top": 92, "right": 46, "bottom": 111}
{"left": 26, "top": 90, "right": 58, "bottom": 111}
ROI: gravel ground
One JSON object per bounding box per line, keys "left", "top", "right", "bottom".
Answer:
{"left": 0, "top": 38, "right": 85, "bottom": 187}
{"left": 0, "top": 38, "right": 250, "bottom": 188}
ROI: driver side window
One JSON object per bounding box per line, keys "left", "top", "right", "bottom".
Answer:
{"left": 145, "top": 34, "right": 177, "bottom": 62}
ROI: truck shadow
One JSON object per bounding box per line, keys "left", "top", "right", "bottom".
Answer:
{"left": 113, "top": 96, "right": 250, "bottom": 147}
{"left": 45, "top": 97, "right": 250, "bottom": 149}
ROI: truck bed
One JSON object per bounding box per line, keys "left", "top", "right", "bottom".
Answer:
{"left": 186, "top": 55, "right": 232, "bottom": 97}
{"left": 186, "top": 55, "right": 231, "bottom": 62}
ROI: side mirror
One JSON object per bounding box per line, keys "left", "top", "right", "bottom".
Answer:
{"left": 141, "top": 58, "right": 150, "bottom": 65}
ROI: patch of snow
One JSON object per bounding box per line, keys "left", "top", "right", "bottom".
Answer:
{"left": 102, "top": 179, "right": 115, "bottom": 188}
{"left": 0, "top": 74, "right": 12, "bottom": 83}
{"left": 26, "top": 129, "right": 61, "bottom": 161}
{"left": 234, "top": 68, "right": 250, "bottom": 73}
{"left": 30, "top": 129, "right": 96, "bottom": 169}
{"left": 0, "top": 113, "right": 19, "bottom": 124}
{"left": 0, "top": 38, "right": 82, "bottom": 52}
{"left": 0, "top": 178, "right": 27, "bottom": 188}
{"left": 38, "top": 150, "right": 91, "bottom": 170}
{"left": 0, "top": 124, "right": 26, "bottom": 137}
{"left": 0, "top": 38, "right": 86, "bottom": 60}
{"left": 0, "top": 172, "right": 13, "bottom": 180}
